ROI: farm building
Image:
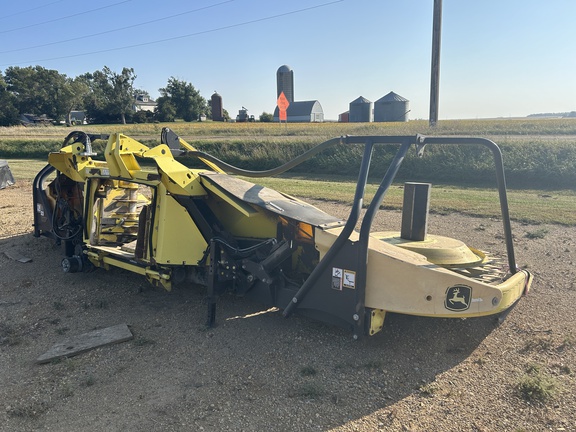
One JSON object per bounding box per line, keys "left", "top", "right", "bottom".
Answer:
{"left": 132, "top": 95, "right": 157, "bottom": 112}
{"left": 69, "top": 110, "right": 87, "bottom": 125}
{"left": 273, "top": 100, "right": 324, "bottom": 123}
{"left": 349, "top": 96, "right": 372, "bottom": 122}
{"left": 374, "top": 92, "right": 409, "bottom": 122}
{"left": 338, "top": 111, "right": 349, "bottom": 122}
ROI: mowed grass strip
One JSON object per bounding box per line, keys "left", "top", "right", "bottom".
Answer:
{"left": 5, "top": 159, "right": 576, "bottom": 226}
{"left": 241, "top": 175, "right": 576, "bottom": 226}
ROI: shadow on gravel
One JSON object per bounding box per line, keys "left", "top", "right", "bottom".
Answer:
{"left": 1, "top": 232, "right": 503, "bottom": 431}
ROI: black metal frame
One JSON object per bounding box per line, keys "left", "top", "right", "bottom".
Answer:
{"left": 191, "top": 134, "right": 518, "bottom": 336}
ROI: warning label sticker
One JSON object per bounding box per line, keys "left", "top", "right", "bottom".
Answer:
{"left": 332, "top": 267, "right": 343, "bottom": 291}
{"left": 343, "top": 270, "right": 356, "bottom": 289}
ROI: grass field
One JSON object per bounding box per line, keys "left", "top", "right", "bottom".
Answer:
{"left": 2, "top": 117, "right": 576, "bottom": 138}
{"left": 6, "top": 157, "right": 576, "bottom": 226}
{"left": 2, "top": 118, "right": 575, "bottom": 225}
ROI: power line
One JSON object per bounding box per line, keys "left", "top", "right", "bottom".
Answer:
{"left": 0, "top": 0, "right": 234, "bottom": 54}
{"left": 0, "top": 0, "right": 68, "bottom": 22}
{"left": 0, "top": 0, "right": 132, "bottom": 35}
{"left": 0, "top": 1, "right": 344, "bottom": 67}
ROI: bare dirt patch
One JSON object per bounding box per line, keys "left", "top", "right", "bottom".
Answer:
{"left": 1, "top": 181, "right": 575, "bottom": 431}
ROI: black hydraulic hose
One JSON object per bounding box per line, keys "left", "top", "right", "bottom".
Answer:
{"left": 212, "top": 236, "right": 276, "bottom": 258}
{"left": 283, "top": 140, "right": 375, "bottom": 318}
{"left": 184, "top": 137, "right": 344, "bottom": 178}
{"left": 421, "top": 136, "right": 517, "bottom": 274}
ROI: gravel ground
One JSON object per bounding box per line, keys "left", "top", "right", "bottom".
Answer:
{"left": 1, "top": 180, "right": 575, "bottom": 432}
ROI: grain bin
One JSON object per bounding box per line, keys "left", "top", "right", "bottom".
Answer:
{"left": 374, "top": 92, "right": 409, "bottom": 122}
{"left": 349, "top": 96, "right": 372, "bottom": 122}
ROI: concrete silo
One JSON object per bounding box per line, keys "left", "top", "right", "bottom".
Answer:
{"left": 276, "top": 65, "right": 294, "bottom": 103}
{"left": 349, "top": 96, "right": 372, "bottom": 122}
{"left": 211, "top": 92, "right": 224, "bottom": 121}
{"left": 374, "top": 92, "right": 409, "bottom": 122}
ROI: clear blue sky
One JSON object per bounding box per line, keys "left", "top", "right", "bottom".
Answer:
{"left": 1, "top": 0, "right": 574, "bottom": 121}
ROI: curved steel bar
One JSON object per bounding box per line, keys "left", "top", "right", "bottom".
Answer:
{"left": 421, "top": 136, "right": 517, "bottom": 274}
{"left": 185, "top": 137, "right": 344, "bottom": 178}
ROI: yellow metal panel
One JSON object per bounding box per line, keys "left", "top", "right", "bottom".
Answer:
{"left": 105, "top": 134, "right": 149, "bottom": 178}
{"left": 367, "top": 309, "right": 386, "bottom": 336}
{"left": 48, "top": 146, "right": 104, "bottom": 182}
{"left": 153, "top": 188, "right": 208, "bottom": 265}
{"left": 315, "top": 227, "right": 531, "bottom": 319}
{"left": 86, "top": 250, "right": 171, "bottom": 290}
{"left": 373, "top": 231, "right": 486, "bottom": 267}
{"left": 143, "top": 145, "right": 206, "bottom": 196}
{"left": 206, "top": 197, "right": 277, "bottom": 238}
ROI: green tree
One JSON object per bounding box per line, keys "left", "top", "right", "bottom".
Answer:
{"left": 259, "top": 112, "right": 273, "bottom": 122}
{"left": 155, "top": 97, "right": 177, "bottom": 122}
{"left": 3, "top": 65, "right": 74, "bottom": 122}
{"left": 0, "top": 71, "right": 19, "bottom": 126}
{"left": 157, "top": 77, "right": 205, "bottom": 122}
{"left": 134, "top": 89, "right": 150, "bottom": 99}
{"left": 83, "top": 67, "right": 136, "bottom": 124}
{"left": 64, "top": 77, "right": 90, "bottom": 125}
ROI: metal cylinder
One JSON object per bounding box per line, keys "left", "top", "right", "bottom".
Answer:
{"left": 400, "top": 182, "right": 431, "bottom": 241}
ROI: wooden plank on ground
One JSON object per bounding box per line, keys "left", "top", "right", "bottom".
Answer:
{"left": 3, "top": 250, "right": 32, "bottom": 263}
{"left": 36, "top": 323, "right": 133, "bottom": 364}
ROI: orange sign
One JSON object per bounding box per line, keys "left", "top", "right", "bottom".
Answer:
{"left": 277, "top": 91, "right": 289, "bottom": 121}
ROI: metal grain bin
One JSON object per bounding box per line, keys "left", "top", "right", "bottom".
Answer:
{"left": 349, "top": 96, "right": 373, "bottom": 122}
{"left": 374, "top": 92, "right": 409, "bottom": 122}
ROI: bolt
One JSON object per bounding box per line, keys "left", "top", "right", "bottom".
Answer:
{"left": 353, "top": 314, "right": 360, "bottom": 321}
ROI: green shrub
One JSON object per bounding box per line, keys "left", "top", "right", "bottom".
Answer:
{"left": 517, "top": 368, "right": 561, "bottom": 403}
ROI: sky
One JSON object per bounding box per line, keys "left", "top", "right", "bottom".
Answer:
{"left": 1, "top": 0, "right": 575, "bottom": 121}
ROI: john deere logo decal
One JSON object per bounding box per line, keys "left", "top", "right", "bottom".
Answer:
{"left": 445, "top": 285, "right": 472, "bottom": 311}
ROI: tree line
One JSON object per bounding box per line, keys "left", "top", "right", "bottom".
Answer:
{"left": 0, "top": 65, "right": 222, "bottom": 126}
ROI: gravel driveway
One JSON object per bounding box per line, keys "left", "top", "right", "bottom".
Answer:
{"left": 1, "top": 181, "right": 574, "bottom": 431}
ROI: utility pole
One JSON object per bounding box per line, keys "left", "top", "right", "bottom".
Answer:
{"left": 429, "top": 0, "right": 442, "bottom": 127}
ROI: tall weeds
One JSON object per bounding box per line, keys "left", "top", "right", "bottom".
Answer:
{"left": 1, "top": 119, "right": 575, "bottom": 189}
